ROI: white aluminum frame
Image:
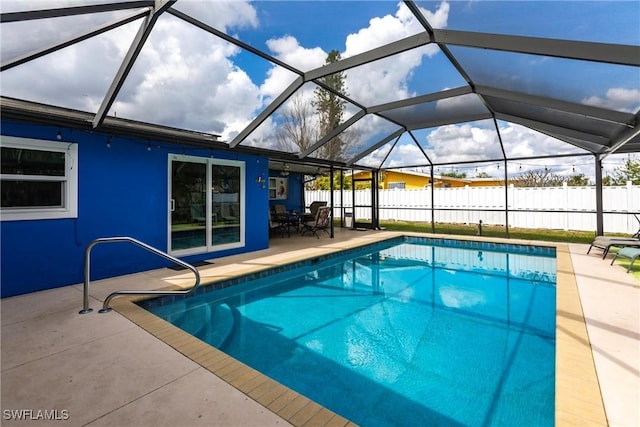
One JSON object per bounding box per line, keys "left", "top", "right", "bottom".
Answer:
{"left": 167, "top": 153, "right": 245, "bottom": 256}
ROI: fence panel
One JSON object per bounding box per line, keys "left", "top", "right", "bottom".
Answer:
{"left": 305, "top": 184, "right": 639, "bottom": 233}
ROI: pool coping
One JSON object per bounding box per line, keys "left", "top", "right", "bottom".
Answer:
{"left": 111, "top": 232, "right": 607, "bottom": 427}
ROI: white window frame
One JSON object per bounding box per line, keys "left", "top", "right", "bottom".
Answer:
{"left": 1, "top": 136, "right": 78, "bottom": 221}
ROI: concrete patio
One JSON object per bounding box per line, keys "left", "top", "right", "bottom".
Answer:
{"left": 1, "top": 229, "right": 638, "bottom": 426}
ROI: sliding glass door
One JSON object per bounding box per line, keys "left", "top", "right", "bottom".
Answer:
{"left": 211, "top": 163, "right": 241, "bottom": 246}
{"left": 170, "top": 158, "right": 207, "bottom": 253}
{"left": 169, "top": 154, "right": 244, "bottom": 255}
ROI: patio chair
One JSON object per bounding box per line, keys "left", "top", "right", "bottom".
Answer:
{"left": 272, "top": 204, "right": 301, "bottom": 232}
{"left": 302, "top": 201, "right": 327, "bottom": 222}
{"left": 633, "top": 213, "right": 640, "bottom": 238}
{"left": 610, "top": 246, "right": 640, "bottom": 272}
{"left": 587, "top": 235, "right": 640, "bottom": 259}
{"left": 301, "top": 206, "right": 331, "bottom": 238}
{"left": 269, "top": 211, "right": 290, "bottom": 238}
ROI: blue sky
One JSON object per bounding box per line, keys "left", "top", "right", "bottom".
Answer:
{"left": 1, "top": 0, "right": 639, "bottom": 179}
{"left": 444, "top": 1, "right": 639, "bottom": 44}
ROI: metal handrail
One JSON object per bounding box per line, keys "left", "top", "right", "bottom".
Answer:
{"left": 79, "top": 237, "right": 201, "bottom": 314}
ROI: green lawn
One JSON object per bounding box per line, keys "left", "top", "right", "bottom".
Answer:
{"left": 378, "top": 220, "right": 608, "bottom": 243}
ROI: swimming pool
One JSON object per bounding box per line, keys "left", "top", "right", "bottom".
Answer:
{"left": 142, "top": 237, "right": 556, "bottom": 426}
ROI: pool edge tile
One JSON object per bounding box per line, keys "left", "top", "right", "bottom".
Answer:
{"left": 555, "top": 244, "right": 607, "bottom": 427}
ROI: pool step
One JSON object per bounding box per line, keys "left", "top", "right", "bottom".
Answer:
{"left": 174, "top": 302, "right": 234, "bottom": 348}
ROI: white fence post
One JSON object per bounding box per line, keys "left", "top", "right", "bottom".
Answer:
{"left": 465, "top": 184, "right": 471, "bottom": 225}
{"left": 627, "top": 180, "right": 633, "bottom": 233}
{"left": 563, "top": 182, "right": 569, "bottom": 231}
{"left": 508, "top": 184, "right": 514, "bottom": 230}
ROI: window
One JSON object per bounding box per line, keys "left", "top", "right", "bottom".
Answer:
{"left": 1, "top": 136, "right": 78, "bottom": 221}
{"left": 388, "top": 182, "right": 405, "bottom": 189}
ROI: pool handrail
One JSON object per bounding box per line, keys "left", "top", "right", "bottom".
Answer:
{"left": 79, "top": 236, "right": 201, "bottom": 314}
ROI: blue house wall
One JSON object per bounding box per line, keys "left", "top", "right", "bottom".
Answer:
{"left": 1, "top": 120, "right": 272, "bottom": 297}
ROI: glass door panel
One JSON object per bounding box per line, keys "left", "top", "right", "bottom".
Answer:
{"left": 170, "top": 159, "right": 207, "bottom": 252}
{"left": 211, "top": 164, "right": 241, "bottom": 246}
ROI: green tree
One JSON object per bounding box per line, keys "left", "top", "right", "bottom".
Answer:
{"left": 476, "top": 172, "right": 492, "bottom": 178}
{"left": 312, "top": 173, "right": 352, "bottom": 190}
{"left": 313, "top": 50, "right": 348, "bottom": 162}
{"left": 566, "top": 173, "right": 590, "bottom": 186}
{"left": 611, "top": 157, "right": 640, "bottom": 185}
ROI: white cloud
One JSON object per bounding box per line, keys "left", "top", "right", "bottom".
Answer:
{"left": 582, "top": 87, "right": 640, "bottom": 113}
{"left": 227, "top": 33, "right": 328, "bottom": 146}
{"left": 1, "top": 0, "right": 265, "bottom": 140}
{"left": 259, "top": 36, "right": 326, "bottom": 104}
{"left": 233, "top": 115, "right": 277, "bottom": 148}
{"left": 367, "top": 120, "right": 594, "bottom": 179}
{"left": 174, "top": 1, "right": 259, "bottom": 30}
{"left": 343, "top": 2, "right": 449, "bottom": 105}
{"left": 426, "top": 123, "right": 502, "bottom": 163}
{"left": 1, "top": 19, "right": 141, "bottom": 111}
{"left": 356, "top": 137, "right": 412, "bottom": 168}
{"left": 108, "top": 13, "right": 262, "bottom": 137}
{"left": 385, "top": 143, "right": 425, "bottom": 168}
{"left": 343, "top": 1, "right": 449, "bottom": 56}
{"left": 1, "top": 0, "right": 454, "bottom": 149}
{"left": 344, "top": 14, "right": 410, "bottom": 57}
{"left": 499, "top": 123, "right": 586, "bottom": 159}
{"left": 356, "top": 147, "right": 389, "bottom": 168}
{"left": 342, "top": 114, "right": 402, "bottom": 161}
{"left": 415, "top": 0, "right": 450, "bottom": 30}
{"left": 266, "top": 36, "right": 326, "bottom": 71}
{"left": 3, "top": 0, "right": 624, "bottom": 175}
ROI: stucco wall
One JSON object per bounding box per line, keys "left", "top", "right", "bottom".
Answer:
{"left": 1, "top": 120, "right": 271, "bottom": 297}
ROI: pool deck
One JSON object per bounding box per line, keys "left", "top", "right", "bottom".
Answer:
{"left": 1, "top": 229, "right": 638, "bottom": 426}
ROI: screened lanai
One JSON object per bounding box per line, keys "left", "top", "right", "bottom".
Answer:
{"left": 1, "top": 0, "right": 639, "bottom": 233}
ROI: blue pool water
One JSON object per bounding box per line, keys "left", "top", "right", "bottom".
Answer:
{"left": 143, "top": 237, "right": 556, "bottom": 426}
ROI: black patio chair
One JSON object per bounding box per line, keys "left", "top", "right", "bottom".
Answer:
{"left": 269, "top": 211, "right": 290, "bottom": 238}
{"left": 301, "top": 206, "right": 331, "bottom": 238}
{"left": 301, "top": 201, "right": 327, "bottom": 223}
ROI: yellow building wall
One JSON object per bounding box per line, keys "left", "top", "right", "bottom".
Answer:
{"left": 383, "top": 170, "right": 429, "bottom": 189}
{"left": 351, "top": 170, "right": 504, "bottom": 188}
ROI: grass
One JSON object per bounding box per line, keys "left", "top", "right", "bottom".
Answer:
{"left": 378, "top": 220, "right": 607, "bottom": 244}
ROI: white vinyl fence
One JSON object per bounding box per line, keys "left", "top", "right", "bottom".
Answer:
{"left": 305, "top": 182, "right": 640, "bottom": 234}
